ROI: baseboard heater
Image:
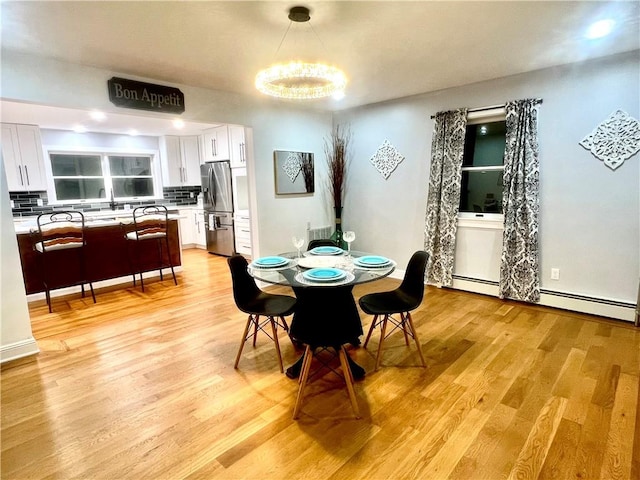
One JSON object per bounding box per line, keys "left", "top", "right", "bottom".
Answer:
{"left": 451, "top": 275, "right": 637, "bottom": 323}
{"left": 307, "top": 225, "right": 332, "bottom": 242}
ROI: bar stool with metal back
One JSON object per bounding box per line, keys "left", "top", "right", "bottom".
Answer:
{"left": 33, "top": 211, "right": 96, "bottom": 312}
{"left": 124, "top": 205, "right": 177, "bottom": 291}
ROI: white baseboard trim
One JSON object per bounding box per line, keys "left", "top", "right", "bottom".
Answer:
{"left": 450, "top": 276, "right": 636, "bottom": 323}
{"left": 1, "top": 337, "right": 39, "bottom": 363}
{"left": 26, "top": 266, "right": 183, "bottom": 303}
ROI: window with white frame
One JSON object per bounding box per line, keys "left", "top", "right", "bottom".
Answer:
{"left": 49, "top": 151, "right": 159, "bottom": 202}
{"left": 459, "top": 114, "right": 506, "bottom": 216}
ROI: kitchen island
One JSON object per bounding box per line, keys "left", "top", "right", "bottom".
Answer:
{"left": 15, "top": 214, "right": 181, "bottom": 295}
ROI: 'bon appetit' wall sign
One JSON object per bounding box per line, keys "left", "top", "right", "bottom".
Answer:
{"left": 107, "top": 77, "right": 185, "bottom": 114}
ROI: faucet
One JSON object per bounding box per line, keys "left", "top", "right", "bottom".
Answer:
{"left": 109, "top": 189, "right": 118, "bottom": 211}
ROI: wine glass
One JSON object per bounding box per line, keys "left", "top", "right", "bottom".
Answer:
{"left": 343, "top": 231, "right": 355, "bottom": 256}
{"left": 292, "top": 236, "right": 305, "bottom": 258}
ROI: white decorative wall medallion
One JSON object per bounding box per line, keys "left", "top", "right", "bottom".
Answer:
{"left": 370, "top": 139, "right": 405, "bottom": 179}
{"left": 579, "top": 109, "right": 640, "bottom": 170}
{"left": 282, "top": 152, "right": 302, "bottom": 182}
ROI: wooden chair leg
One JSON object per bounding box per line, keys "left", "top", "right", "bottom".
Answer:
{"left": 269, "top": 316, "right": 284, "bottom": 373}
{"left": 405, "top": 312, "right": 426, "bottom": 368}
{"left": 401, "top": 313, "right": 410, "bottom": 346}
{"left": 363, "top": 314, "right": 379, "bottom": 348}
{"left": 280, "top": 316, "right": 289, "bottom": 332}
{"left": 252, "top": 315, "right": 259, "bottom": 347}
{"left": 375, "top": 315, "right": 389, "bottom": 371}
{"left": 339, "top": 346, "right": 361, "bottom": 418}
{"left": 293, "top": 345, "right": 313, "bottom": 419}
{"left": 234, "top": 315, "right": 254, "bottom": 369}
{"left": 298, "top": 346, "right": 313, "bottom": 384}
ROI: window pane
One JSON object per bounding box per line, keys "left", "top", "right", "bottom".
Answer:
{"left": 112, "top": 178, "right": 154, "bottom": 197}
{"left": 108, "top": 156, "right": 152, "bottom": 176}
{"left": 459, "top": 170, "right": 503, "bottom": 213}
{"left": 54, "top": 179, "right": 106, "bottom": 201}
{"left": 50, "top": 154, "right": 103, "bottom": 176}
{"left": 462, "top": 121, "right": 506, "bottom": 167}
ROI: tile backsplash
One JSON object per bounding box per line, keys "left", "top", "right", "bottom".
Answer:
{"left": 10, "top": 186, "right": 201, "bottom": 218}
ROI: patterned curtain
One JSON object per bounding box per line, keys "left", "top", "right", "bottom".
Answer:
{"left": 499, "top": 99, "right": 541, "bottom": 302}
{"left": 424, "top": 109, "right": 468, "bottom": 286}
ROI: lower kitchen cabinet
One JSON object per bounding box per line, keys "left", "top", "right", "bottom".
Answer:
{"left": 178, "top": 208, "right": 206, "bottom": 249}
{"left": 234, "top": 213, "right": 252, "bottom": 256}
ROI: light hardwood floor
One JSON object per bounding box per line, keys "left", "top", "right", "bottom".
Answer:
{"left": 2, "top": 249, "right": 639, "bottom": 479}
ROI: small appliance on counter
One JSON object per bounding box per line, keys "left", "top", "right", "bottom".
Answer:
{"left": 201, "top": 161, "right": 235, "bottom": 256}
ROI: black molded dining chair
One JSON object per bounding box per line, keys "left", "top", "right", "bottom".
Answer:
{"left": 307, "top": 239, "right": 338, "bottom": 250}
{"left": 290, "top": 293, "right": 362, "bottom": 419}
{"left": 358, "top": 250, "right": 429, "bottom": 371}
{"left": 227, "top": 255, "right": 297, "bottom": 373}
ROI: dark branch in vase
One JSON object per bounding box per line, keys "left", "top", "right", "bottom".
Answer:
{"left": 324, "top": 124, "right": 352, "bottom": 211}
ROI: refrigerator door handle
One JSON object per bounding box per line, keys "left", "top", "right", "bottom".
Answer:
{"left": 208, "top": 168, "right": 216, "bottom": 209}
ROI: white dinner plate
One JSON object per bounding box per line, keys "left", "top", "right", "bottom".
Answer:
{"left": 297, "top": 256, "right": 340, "bottom": 269}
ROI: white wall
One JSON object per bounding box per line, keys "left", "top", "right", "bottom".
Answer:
{"left": 333, "top": 51, "right": 640, "bottom": 313}
{"left": 1, "top": 51, "right": 334, "bottom": 256}
{"left": 0, "top": 153, "right": 39, "bottom": 362}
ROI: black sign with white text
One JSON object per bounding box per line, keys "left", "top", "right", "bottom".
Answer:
{"left": 107, "top": 77, "right": 185, "bottom": 114}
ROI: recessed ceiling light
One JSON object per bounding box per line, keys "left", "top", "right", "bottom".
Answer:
{"left": 90, "top": 110, "right": 106, "bottom": 121}
{"left": 73, "top": 125, "right": 87, "bottom": 133}
{"left": 586, "top": 19, "right": 615, "bottom": 39}
{"left": 173, "top": 119, "right": 185, "bottom": 129}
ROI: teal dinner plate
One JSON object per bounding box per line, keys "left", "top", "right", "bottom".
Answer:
{"left": 253, "top": 256, "right": 288, "bottom": 268}
{"left": 309, "top": 246, "right": 344, "bottom": 256}
{"left": 354, "top": 255, "right": 391, "bottom": 267}
{"left": 302, "top": 267, "right": 347, "bottom": 282}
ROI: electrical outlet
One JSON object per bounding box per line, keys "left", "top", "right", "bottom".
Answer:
{"left": 551, "top": 268, "right": 560, "bottom": 280}
{"left": 10, "top": 200, "right": 15, "bottom": 209}
{"left": 190, "top": 192, "right": 194, "bottom": 198}
{"left": 37, "top": 198, "right": 43, "bottom": 207}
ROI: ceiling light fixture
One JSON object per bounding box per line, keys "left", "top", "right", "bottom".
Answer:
{"left": 90, "top": 110, "right": 106, "bottom": 121}
{"left": 586, "top": 19, "right": 615, "bottom": 39}
{"left": 255, "top": 6, "right": 347, "bottom": 100}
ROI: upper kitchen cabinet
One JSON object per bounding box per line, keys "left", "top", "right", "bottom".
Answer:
{"left": 201, "top": 125, "right": 230, "bottom": 162}
{"left": 229, "top": 125, "right": 247, "bottom": 168}
{"left": 160, "top": 135, "right": 201, "bottom": 186}
{"left": 1, "top": 123, "right": 47, "bottom": 192}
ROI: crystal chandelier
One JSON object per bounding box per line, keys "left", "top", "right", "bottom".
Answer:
{"left": 255, "top": 6, "right": 347, "bottom": 100}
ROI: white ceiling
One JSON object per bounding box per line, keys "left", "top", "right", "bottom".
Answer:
{"left": 1, "top": 1, "right": 639, "bottom": 135}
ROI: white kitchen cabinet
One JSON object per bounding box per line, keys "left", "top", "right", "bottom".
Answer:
{"left": 160, "top": 135, "right": 201, "bottom": 187}
{"left": 178, "top": 208, "right": 206, "bottom": 249}
{"left": 194, "top": 209, "right": 206, "bottom": 248}
{"left": 201, "top": 125, "right": 230, "bottom": 162}
{"left": 178, "top": 208, "right": 195, "bottom": 248}
{"left": 229, "top": 125, "right": 246, "bottom": 168}
{"left": 1, "top": 123, "right": 47, "bottom": 192}
{"left": 234, "top": 213, "right": 252, "bottom": 256}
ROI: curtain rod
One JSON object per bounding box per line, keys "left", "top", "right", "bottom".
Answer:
{"left": 429, "top": 99, "right": 543, "bottom": 119}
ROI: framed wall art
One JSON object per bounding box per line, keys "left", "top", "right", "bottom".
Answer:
{"left": 274, "top": 150, "right": 314, "bottom": 195}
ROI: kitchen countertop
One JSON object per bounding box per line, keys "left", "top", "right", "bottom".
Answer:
{"left": 13, "top": 209, "right": 181, "bottom": 235}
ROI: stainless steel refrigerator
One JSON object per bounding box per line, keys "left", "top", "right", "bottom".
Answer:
{"left": 201, "top": 161, "right": 235, "bottom": 256}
